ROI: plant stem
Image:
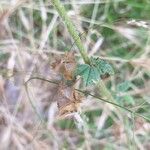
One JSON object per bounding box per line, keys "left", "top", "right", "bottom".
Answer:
{"left": 51, "top": 0, "right": 117, "bottom": 110}
{"left": 98, "top": 80, "right": 115, "bottom": 102}
{"left": 51, "top": 0, "right": 90, "bottom": 64}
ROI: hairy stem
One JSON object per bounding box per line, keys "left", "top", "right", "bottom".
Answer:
{"left": 51, "top": 0, "right": 121, "bottom": 116}
{"left": 51, "top": 0, "right": 90, "bottom": 64}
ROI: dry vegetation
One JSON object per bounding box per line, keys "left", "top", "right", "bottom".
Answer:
{"left": 0, "top": 0, "right": 150, "bottom": 150}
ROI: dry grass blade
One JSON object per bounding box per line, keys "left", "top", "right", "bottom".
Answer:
{"left": 0, "top": 106, "right": 50, "bottom": 150}
{"left": 0, "top": 0, "right": 27, "bottom": 23}
{"left": 131, "top": 59, "right": 150, "bottom": 70}
{"left": 0, "top": 76, "right": 4, "bottom": 100}
{"left": 0, "top": 0, "right": 150, "bottom": 149}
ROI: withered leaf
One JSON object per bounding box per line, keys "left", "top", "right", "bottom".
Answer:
{"left": 51, "top": 51, "right": 76, "bottom": 80}
{"left": 51, "top": 51, "right": 83, "bottom": 118}
{"left": 53, "top": 83, "right": 82, "bottom": 117}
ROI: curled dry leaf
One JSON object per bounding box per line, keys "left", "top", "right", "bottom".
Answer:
{"left": 131, "top": 59, "right": 150, "bottom": 70}
{"left": 51, "top": 51, "right": 76, "bottom": 80}
{"left": 51, "top": 51, "right": 83, "bottom": 118}
{"left": 54, "top": 83, "right": 82, "bottom": 118}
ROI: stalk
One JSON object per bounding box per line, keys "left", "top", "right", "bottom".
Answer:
{"left": 51, "top": 0, "right": 90, "bottom": 64}
{"left": 25, "top": 77, "right": 150, "bottom": 122}
{"left": 51, "top": 0, "right": 117, "bottom": 107}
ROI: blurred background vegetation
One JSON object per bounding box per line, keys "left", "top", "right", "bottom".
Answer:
{"left": 0, "top": 0, "right": 150, "bottom": 149}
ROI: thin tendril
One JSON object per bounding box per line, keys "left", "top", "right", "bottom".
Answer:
{"left": 24, "top": 77, "right": 150, "bottom": 122}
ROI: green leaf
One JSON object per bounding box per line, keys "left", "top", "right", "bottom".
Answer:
{"left": 75, "top": 57, "right": 114, "bottom": 86}
{"left": 75, "top": 64, "right": 100, "bottom": 86}
{"left": 117, "top": 81, "right": 132, "bottom": 92}
{"left": 91, "top": 57, "right": 114, "bottom": 75}
{"left": 124, "top": 95, "right": 135, "bottom": 105}
{"left": 0, "top": 52, "right": 9, "bottom": 61}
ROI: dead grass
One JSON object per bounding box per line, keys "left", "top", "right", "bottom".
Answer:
{"left": 0, "top": 0, "right": 150, "bottom": 149}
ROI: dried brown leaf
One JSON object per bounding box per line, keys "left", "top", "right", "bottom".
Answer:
{"left": 51, "top": 51, "right": 76, "bottom": 80}
{"left": 51, "top": 51, "right": 83, "bottom": 118}
{"left": 53, "top": 83, "right": 82, "bottom": 117}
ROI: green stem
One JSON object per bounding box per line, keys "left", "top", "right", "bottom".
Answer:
{"left": 98, "top": 80, "right": 115, "bottom": 102}
{"left": 51, "top": 0, "right": 117, "bottom": 113}
{"left": 51, "top": 0, "right": 90, "bottom": 64}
